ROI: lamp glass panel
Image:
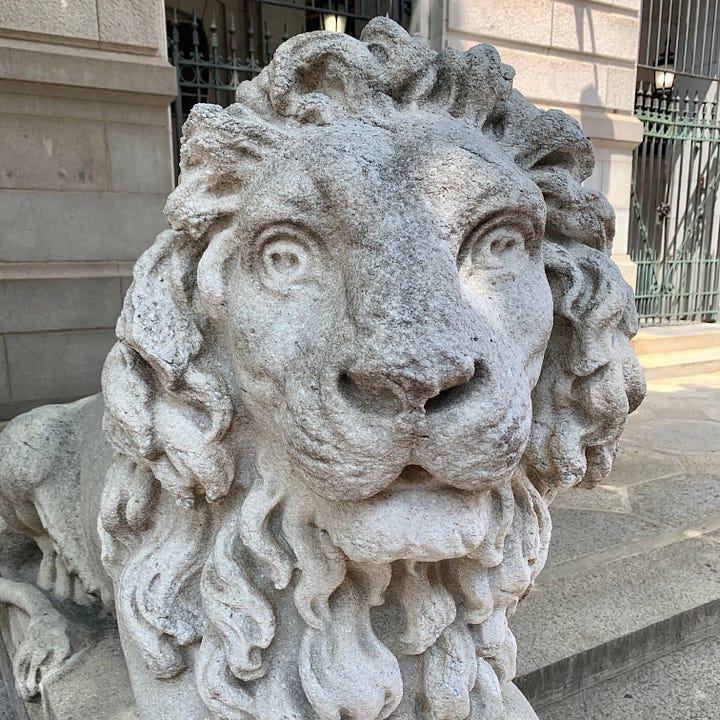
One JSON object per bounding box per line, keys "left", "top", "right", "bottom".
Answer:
{"left": 322, "top": 14, "right": 347, "bottom": 33}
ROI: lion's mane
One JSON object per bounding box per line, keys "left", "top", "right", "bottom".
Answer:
{"left": 99, "top": 17, "right": 645, "bottom": 719}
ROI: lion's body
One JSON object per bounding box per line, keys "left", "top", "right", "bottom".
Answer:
{"left": 0, "top": 17, "right": 644, "bottom": 720}
{"left": 0, "top": 395, "right": 111, "bottom": 605}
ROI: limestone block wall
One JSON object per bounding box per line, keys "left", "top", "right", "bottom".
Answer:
{"left": 0, "top": 0, "right": 177, "bottom": 419}
{"left": 422, "top": 0, "right": 644, "bottom": 283}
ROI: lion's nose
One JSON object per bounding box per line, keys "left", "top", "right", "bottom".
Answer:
{"left": 338, "top": 358, "right": 484, "bottom": 414}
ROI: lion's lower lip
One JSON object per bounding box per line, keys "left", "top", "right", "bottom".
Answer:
{"left": 313, "top": 475, "right": 496, "bottom": 564}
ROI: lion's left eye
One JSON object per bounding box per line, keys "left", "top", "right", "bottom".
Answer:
{"left": 457, "top": 226, "right": 527, "bottom": 276}
{"left": 261, "top": 239, "right": 309, "bottom": 285}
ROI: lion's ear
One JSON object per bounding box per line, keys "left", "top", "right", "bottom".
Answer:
{"left": 499, "top": 99, "right": 615, "bottom": 254}
{"left": 258, "top": 30, "right": 386, "bottom": 123}
{"left": 524, "top": 242, "right": 645, "bottom": 495}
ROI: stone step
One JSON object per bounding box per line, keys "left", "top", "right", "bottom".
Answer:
{"left": 510, "top": 521, "right": 720, "bottom": 711}
{"left": 638, "top": 345, "right": 720, "bottom": 380}
{"left": 535, "top": 633, "right": 720, "bottom": 720}
{"left": 510, "top": 368, "right": 720, "bottom": 714}
{"left": 632, "top": 324, "right": 720, "bottom": 356}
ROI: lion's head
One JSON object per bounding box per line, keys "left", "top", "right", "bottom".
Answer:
{"left": 99, "top": 18, "right": 645, "bottom": 720}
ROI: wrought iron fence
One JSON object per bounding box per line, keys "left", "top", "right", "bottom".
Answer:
{"left": 630, "top": 85, "right": 720, "bottom": 323}
{"left": 630, "top": 0, "right": 720, "bottom": 323}
{"left": 638, "top": 0, "right": 720, "bottom": 83}
{"left": 167, "top": 1, "right": 412, "bottom": 177}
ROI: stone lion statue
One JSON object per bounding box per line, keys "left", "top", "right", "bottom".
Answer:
{"left": 0, "top": 18, "right": 644, "bottom": 720}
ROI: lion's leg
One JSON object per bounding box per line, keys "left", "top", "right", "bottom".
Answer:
{"left": 34, "top": 534, "right": 91, "bottom": 605}
{"left": 0, "top": 577, "right": 72, "bottom": 700}
{"left": 0, "top": 398, "right": 105, "bottom": 608}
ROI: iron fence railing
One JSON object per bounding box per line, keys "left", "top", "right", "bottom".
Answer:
{"left": 638, "top": 0, "right": 720, "bottom": 83}
{"left": 630, "top": 0, "right": 720, "bottom": 324}
{"left": 167, "top": 1, "right": 412, "bottom": 178}
{"left": 630, "top": 85, "right": 720, "bottom": 323}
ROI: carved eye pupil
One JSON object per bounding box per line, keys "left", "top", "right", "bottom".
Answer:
{"left": 490, "top": 237, "right": 517, "bottom": 255}
{"left": 261, "top": 238, "right": 308, "bottom": 284}
{"left": 457, "top": 228, "right": 528, "bottom": 279}
{"left": 270, "top": 251, "right": 299, "bottom": 271}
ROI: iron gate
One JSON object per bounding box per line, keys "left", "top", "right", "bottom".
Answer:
{"left": 630, "top": 0, "right": 720, "bottom": 323}
{"left": 631, "top": 87, "right": 720, "bottom": 323}
{"left": 167, "top": 1, "right": 413, "bottom": 178}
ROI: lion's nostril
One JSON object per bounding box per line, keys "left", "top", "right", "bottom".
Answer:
{"left": 397, "top": 464, "right": 433, "bottom": 482}
{"left": 337, "top": 370, "right": 404, "bottom": 413}
{"left": 424, "top": 360, "right": 486, "bottom": 414}
{"left": 338, "top": 371, "right": 363, "bottom": 407}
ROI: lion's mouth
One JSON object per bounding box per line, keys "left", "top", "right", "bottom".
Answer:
{"left": 392, "top": 464, "right": 443, "bottom": 489}
{"left": 312, "top": 463, "right": 501, "bottom": 564}
{"left": 284, "top": 371, "right": 532, "bottom": 501}
{"left": 381, "top": 463, "right": 477, "bottom": 498}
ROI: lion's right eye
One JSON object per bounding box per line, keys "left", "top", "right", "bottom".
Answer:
{"left": 260, "top": 238, "right": 310, "bottom": 287}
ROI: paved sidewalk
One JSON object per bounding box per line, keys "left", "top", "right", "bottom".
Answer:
{"left": 542, "top": 370, "right": 720, "bottom": 585}
{"left": 540, "top": 634, "right": 720, "bottom": 720}
{"left": 512, "top": 371, "right": 720, "bottom": 717}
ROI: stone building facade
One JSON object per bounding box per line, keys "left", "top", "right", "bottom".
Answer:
{"left": 0, "top": 0, "right": 643, "bottom": 419}
{"left": 425, "top": 0, "right": 644, "bottom": 285}
{"left": 0, "top": 0, "right": 175, "bottom": 419}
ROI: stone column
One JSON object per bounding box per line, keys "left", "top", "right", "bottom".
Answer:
{"left": 0, "top": 0, "right": 177, "bottom": 420}
{"left": 443, "top": 0, "right": 643, "bottom": 286}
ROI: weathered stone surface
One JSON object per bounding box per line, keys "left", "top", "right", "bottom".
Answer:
{"left": 0, "top": 191, "right": 168, "bottom": 262}
{"left": 629, "top": 473, "right": 720, "bottom": 528}
{"left": 544, "top": 508, "right": 663, "bottom": 567}
{"left": 0, "top": 117, "right": 109, "bottom": 193}
{"left": 0, "top": 0, "right": 99, "bottom": 41}
{"left": 550, "top": 3, "right": 639, "bottom": 62}
{"left": 96, "top": 0, "right": 164, "bottom": 51}
{"left": 607, "top": 443, "right": 685, "bottom": 486}
{"left": 447, "top": 0, "right": 553, "bottom": 46}
{"left": 0, "top": 341, "right": 10, "bottom": 406}
{"left": 3, "top": 328, "right": 117, "bottom": 401}
{"left": 106, "top": 125, "right": 174, "bottom": 194}
{"left": 0, "top": 278, "right": 124, "bottom": 334}
{"left": 0, "top": 19, "right": 644, "bottom": 720}
{"left": 538, "top": 634, "right": 720, "bottom": 720}
{"left": 513, "top": 534, "right": 720, "bottom": 677}
{"left": 40, "top": 635, "right": 138, "bottom": 720}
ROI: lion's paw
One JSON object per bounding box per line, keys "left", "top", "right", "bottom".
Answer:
{"left": 11, "top": 609, "right": 72, "bottom": 700}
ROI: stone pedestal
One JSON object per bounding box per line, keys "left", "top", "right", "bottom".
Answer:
{"left": 0, "top": 526, "right": 137, "bottom": 720}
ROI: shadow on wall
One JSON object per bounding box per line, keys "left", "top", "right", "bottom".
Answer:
{"left": 573, "top": 4, "right": 615, "bottom": 153}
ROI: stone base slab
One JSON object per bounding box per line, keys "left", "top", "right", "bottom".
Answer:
{"left": 0, "top": 529, "right": 137, "bottom": 720}
{"left": 1, "top": 622, "right": 139, "bottom": 720}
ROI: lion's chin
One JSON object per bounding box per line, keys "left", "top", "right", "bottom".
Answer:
{"left": 313, "top": 467, "right": 502, "bottom": 564}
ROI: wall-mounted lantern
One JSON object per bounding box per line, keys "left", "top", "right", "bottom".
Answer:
{"left": 654, "top": 50, "right": 675, "bottom": 93}
{"left": 321, "top": 11, "right": 347, "bottom": 33}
